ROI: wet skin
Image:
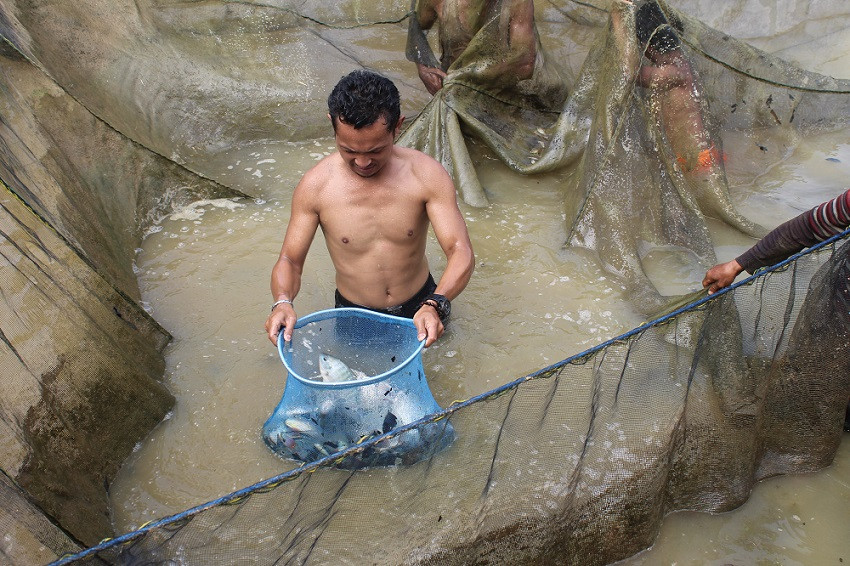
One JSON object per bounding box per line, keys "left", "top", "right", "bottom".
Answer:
{"left": 265, "top": 115, "right": 474, "bottom": 348}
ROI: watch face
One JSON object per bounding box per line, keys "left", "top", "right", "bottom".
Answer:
{"left": 428, "top": 294, "right": 450, "bottom": 319}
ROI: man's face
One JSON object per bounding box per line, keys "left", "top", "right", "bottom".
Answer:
{"left": 332, "top": 116, "right": 402, "bottom": 178}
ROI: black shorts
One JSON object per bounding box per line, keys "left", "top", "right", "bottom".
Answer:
{"left": 334, "top": 273, "right": 445, "bottom": 321}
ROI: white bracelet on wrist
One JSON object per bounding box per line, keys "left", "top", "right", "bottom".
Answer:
{"left": 271, "top": 299, "right": 292, "bottom": 312}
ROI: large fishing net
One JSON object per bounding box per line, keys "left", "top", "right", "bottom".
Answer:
{"left": 403, "top": 0, "right": 850, "bottom": 310}
{"left": 3, "top": 0, "right": 849, "bottom": 309}
{"left": 53, "top": 230, "right": 850, "bottom": 565}
{"left": 1, "top": 0, "right": 849, "bottom": 563}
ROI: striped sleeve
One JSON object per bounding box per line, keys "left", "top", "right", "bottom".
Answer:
{"left": 808, "top": 188, "right": 850, "bottom": 240}
{"left": 736, "top": 188, "right": 850, "bottom": 273}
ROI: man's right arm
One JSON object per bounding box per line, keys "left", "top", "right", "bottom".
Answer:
{"left": 264, "top": 177, "right": 321, "bottom": 344}
{"left": 415, "top": 0, "right": 439, "bottom": 30}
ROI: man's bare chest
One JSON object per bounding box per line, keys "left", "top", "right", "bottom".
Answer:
{"left": 319, "top": 200, "right": 427, "bottom": 251}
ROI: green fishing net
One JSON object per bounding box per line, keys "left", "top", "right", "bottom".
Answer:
{"left": 402, "top": 0, "right": 850, "bottom": 310}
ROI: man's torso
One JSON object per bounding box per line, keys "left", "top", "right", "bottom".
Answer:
{"left": 314, "top": 148, "right": 433, "bottom": 309}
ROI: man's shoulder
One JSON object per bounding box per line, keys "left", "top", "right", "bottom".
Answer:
{"left": 292, "top": 154, "right": 341, "bottom": 208}
{"left": 392, "top": 146, "right": 456, "bottom": 202}
{"left": 300, "top": 153, "right": 339, "bottom": 185}
{"left": 395, "top": 145, "right": 448, "bottom": 175}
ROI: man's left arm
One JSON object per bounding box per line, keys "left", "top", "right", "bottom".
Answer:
{"left": 425, "top": 167, "right": 475, "bottom": 302}
{"left": 414, "top": 160, "right": 475, "bottom": 345}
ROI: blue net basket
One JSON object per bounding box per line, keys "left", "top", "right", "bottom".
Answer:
{"left": 263, "top": 308, "right": 455, "bottom": 468}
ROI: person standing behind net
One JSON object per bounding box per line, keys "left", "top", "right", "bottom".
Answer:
{"left": 264, "top": 70, "right": 475, "bottom": 348}
{"left": 633, "top": 1, "right": 720, "bottom": 176}
{"left": 702, "top": 188, "right": 850, "bottom": 433}
{"left": 409, "top": 0, "right": 537, "bottom": 95}
{"left": 630, "top": 1, "right": 764, "bottom": 239}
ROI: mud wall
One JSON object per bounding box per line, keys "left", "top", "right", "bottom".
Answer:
{"left": 0, "top": 40, "right": 242, "bottom": 558}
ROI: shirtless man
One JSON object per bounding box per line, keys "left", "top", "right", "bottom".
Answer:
{"left": 411, "top": 0, "right": 537, "bottom": 95}
{"left": 264, "top": 70, "right": 475, "bottom": 347}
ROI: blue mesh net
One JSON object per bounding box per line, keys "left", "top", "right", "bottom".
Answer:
{"left": 262, "top": 308, "right": 455, "bottom": 468}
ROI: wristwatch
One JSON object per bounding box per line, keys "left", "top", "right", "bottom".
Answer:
{"left": 420, "top": 293, "right": 451, "bottom": 320}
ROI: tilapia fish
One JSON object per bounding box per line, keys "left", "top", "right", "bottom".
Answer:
{"left": 318, "top": 353, "right": 368, "bottom": 382}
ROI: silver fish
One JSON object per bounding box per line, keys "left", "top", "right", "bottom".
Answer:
{"left": 284, "top": 417, "right": 321, "bottom": 436}
{"left": 318, "top": 353, "right": 367, "bottom": 382}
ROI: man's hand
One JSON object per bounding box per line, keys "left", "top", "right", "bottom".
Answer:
{"left": 265, "top": 303, "right": 296, "bottom": 345}
{"left": 413, "top": 304, "right": 444, "bottom": 347}
{"left": 416, "top": 63, "right": 447, "bottom": 95}
{"left": 702, "top": 259, "right": 744, "bottom": 294}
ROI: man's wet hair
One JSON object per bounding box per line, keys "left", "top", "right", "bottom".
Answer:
{"left": 328, "top": 70, "right": 401, "bottom": 132}
{"left": 635, "top": 2, "right": 681, "bottom": 55}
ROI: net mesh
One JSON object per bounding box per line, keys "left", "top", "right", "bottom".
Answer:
{"left": 401, "top": 0, "right": 850, "bottom": 311}
{"left": 263, "top": 308, "right": 455, "bottom": 468}
{"left": 1, "top": 0, "right": 849, "bottom": 562}
{"left": 53, "top": 231, "right": 850, "bottom": 565}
